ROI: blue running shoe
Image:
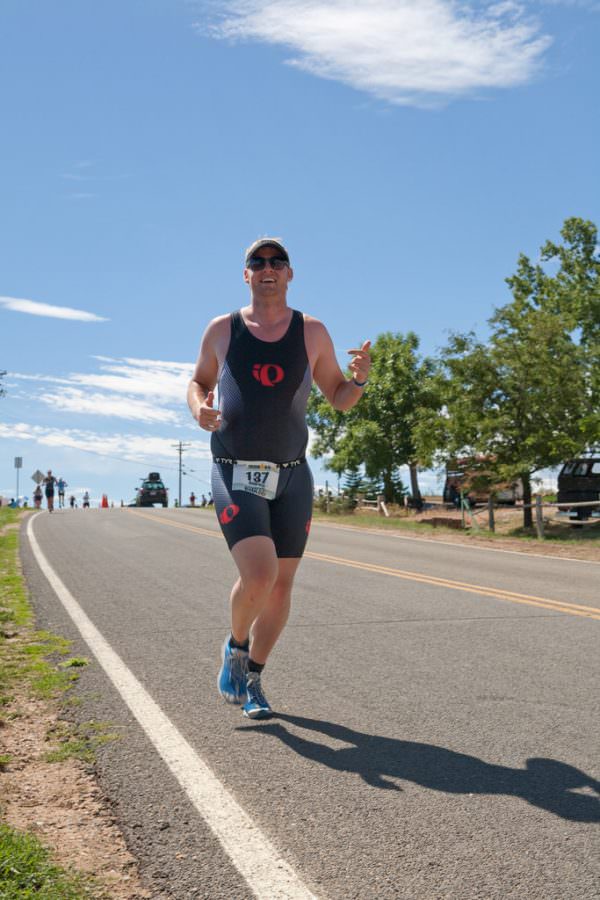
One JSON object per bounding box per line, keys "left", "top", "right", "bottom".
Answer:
{"left": 242, "top": 672, "right": 272, "bottom": 719}
{"left": 217, "top": 637, "right": 248, "bottom": 704}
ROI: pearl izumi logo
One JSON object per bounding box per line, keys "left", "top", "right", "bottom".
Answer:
{"left": 252, "top": 363, "right": 285, "bottom": 387}
{"left": 219, "top": 504, "right": 240, "bottom": 525}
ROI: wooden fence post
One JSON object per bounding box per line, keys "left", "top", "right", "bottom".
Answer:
{"left": 488, "top": 497, "right": 495, "bottom": 532}
{"left": 377, "top": 494, "right": 390, "bottom": 517}
{"left": 535, "top": 495, "right": 545, "bottom": 540}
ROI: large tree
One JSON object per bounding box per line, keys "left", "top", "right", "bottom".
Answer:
{"left": 416, "top": 219, "right": 599, "bottom": 528}
{"left": 308, "top": 332, "right": 438, "bottom": 503}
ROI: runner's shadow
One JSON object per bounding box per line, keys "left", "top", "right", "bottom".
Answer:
{"left": 239, "top": 713, "right": 600, "bottom": 823}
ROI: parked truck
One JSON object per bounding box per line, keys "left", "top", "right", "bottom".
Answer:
{"left": 557, "top": 457, "right": 600, "bottom": 520}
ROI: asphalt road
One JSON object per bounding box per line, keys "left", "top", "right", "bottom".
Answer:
{"left": 22, "top": 508, "right": 600, "bottom": 899}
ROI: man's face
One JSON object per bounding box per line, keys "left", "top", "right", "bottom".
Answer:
{"left": 243, "top": 246, "right": 293, "bottom": 295}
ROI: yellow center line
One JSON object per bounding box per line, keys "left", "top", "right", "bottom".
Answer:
{"left": 128, "top": 510, "right": 600, "bottom": 621}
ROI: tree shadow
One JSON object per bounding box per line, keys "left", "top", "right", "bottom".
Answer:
{"left": 239, "top": 713, "right": 600, "bottom": 822}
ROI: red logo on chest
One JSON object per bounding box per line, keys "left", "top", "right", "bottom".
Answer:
{"left": 252, "top": 363, "right": 285, "bottom": 387}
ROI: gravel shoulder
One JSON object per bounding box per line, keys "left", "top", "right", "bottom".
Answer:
{"left": 0, "top": 511, "right": 151, "bottom": 899}
{"left": 1, "top": 687, "right": 151, "bottom": 899}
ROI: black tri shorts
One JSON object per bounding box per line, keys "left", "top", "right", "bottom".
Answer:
{"left": 211, "top": 460, "right": 314, "bottom": 558}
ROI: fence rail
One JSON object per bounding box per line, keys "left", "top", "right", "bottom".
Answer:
{"left": 468, "top": 497, "right": 600, "bottom": 539}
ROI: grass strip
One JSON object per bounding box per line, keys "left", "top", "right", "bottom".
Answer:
{"left": 311, "top": 508, "right": 600, "bottom": 545}
{"left": 0, "top": 511, "right": 108, "bottom": 898}
{"left": 0, "top": 823, "right": 96, "bottom": 899}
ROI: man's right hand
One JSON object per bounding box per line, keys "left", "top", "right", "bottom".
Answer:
{"left": 197, "top": 390, "right": 221, "bottom": 431}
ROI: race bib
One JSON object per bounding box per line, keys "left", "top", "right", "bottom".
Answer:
{"left": 232, "top": 461, "right": 280, "bottom": 500}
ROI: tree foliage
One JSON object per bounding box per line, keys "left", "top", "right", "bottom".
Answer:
{"left": 308, "top": 332, "right": 438, "bottom": 503}
{"left": 415, "top": 218, "right": 599, "bottom": 527}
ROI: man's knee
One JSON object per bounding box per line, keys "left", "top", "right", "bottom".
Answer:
{"left": 241, "top": 563, "right": 278, "bottom": 598}
{"left": 232, "top": 536, "right": 280, "bottom": 598}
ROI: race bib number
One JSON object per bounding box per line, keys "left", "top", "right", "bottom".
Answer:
{"left": 232, "top": 461, "right": 280, "bottom": 500}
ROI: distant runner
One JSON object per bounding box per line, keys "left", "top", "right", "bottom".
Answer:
{"left": 57, "top": 477, "right": 67, "bottom": 508}
{"left": 43, "top": 470, "right": 57, "bottom": 513}
{"left": 188, "top": 237, "right": 370, "bottom": 718}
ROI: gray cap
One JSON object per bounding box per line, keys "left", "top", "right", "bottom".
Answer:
{"left": 245, "top": 237, "right": 290, "bottom": 265}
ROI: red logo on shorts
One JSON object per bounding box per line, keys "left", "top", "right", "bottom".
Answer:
{"left": 219, "top": 504, "right": 240, "bottom": 525}
{"left": 305, "top": 518, "right": 312, "bottom": 535}
{"left": 252, "top": 363, "right": 285, "bottom": 387}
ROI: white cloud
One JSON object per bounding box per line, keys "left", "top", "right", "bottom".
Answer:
{"left": 40, "top": 388, "right": 180, "bottom": 424}
{"left": 0, "top": 296, "right": 108, "bottom": 322}
{"left": 11, "top": 357, "right": 194, "bottom": 423}
{"left": 0, "top": 421, "right": 211, "bottom": 465}
{"left": 204, "top": 0, "right": 552, "bottom": 105}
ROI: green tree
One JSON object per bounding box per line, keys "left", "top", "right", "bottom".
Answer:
{"left": 308, "top": 332, "right": 438, "bottom": 503}
{"left": 342, "top": 466, "right": 363, "bottom": 499}
{"left": 418, "top": 220, "right": 599, "bottom": 528}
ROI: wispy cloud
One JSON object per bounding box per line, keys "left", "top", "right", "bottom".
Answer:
{"left": 10, "top": 357, "right": 194, "bottom": 424}
{"left": 0, "top": 296, "right": 108, "bottom": 322}
{"left": 0, "top": 421, "right": 210, "bottom": 465}
{"left": 40, "top": 388, "right": 180, "bottom": 423}
{"left": 202, "top": 0, "right": 552, "bottom": 106}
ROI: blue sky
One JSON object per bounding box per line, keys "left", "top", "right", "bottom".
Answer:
{"left": 1, "top": 0, "right": 599, "bottom": 504}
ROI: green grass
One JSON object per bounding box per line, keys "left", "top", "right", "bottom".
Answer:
{"left": 0, "top": 507, "right": 20, "bottom": 530}
{"left": 313, "top": 509, "right": 436, "bottom": 532}
{"left": 0, "top": 511, "right": 112, "bottom": 899}
{"left": 311, "top": 508, "right": 600, "bottom": 546}
{"left": 43, "top": 720, "right": 121, "bottom": 764}
{"left": 0, "top": 824, "right": 98, "bottom": 899}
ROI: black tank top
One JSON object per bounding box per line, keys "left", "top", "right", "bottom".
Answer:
{"left": 211, "top": 309, "right": 311, "bottom": 464}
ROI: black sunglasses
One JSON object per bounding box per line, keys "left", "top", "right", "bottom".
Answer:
{"left": 246, "top": 256, "right": 289, "bottom": 271}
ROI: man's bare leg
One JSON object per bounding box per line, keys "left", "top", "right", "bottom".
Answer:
{"left": 249, "top": 557, "right": 301, "bottom": 665}
{"left": 230, "top": 536, "right": 279, "bottom": 644}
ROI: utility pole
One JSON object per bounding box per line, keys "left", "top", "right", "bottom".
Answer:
{"left": 14, "top": 457, "right": 22, "bottom": 504}
{"left": 172, "top": 442, "right": 191, "bottom": 508}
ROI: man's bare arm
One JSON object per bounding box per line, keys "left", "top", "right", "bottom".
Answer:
{"left": 187, "top": 317, "right": 228, "bottom": 431}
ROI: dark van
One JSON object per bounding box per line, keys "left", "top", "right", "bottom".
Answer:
{"left": 139, "top": 472, "right": 168, "bottom": 507}
{"left": 557, "top": 458, "right": 600, "bottom": 520}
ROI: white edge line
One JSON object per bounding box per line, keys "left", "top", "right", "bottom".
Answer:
{"left": 26, "top": 513, "right": 316, "bottom": 900}
{"left": 311, "top": 520, "right": 600, "bottom": 566}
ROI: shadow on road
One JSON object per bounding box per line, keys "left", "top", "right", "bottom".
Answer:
{"left": 240, "top": 713, "right": 600, "bottom": 822}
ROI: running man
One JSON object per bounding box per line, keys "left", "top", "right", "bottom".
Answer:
{"left": 188, "top": 238, "right": 370, "bottom": 718}
{"left": 43, "top": 470, "right": 57, "bottom": 513}
{"left": 57, "top": 477, "right": 67, "bottom": 508}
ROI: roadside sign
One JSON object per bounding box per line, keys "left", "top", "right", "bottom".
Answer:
{"left": 31, "top": 470, "right": 45, "bottom": 484}
{"left": 14, "top": 457, "right": 23, "bottom": 469}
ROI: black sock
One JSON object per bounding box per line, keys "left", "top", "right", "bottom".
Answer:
{"left": 229, "top": 634, "right": 249, "bottom": 652}
{"left": 248, "top": 658, "right": 264, "bottom": 674}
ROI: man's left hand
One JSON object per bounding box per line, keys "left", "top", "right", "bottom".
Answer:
{"left": 347, "top": 340, "right": 371, "bottom": 385}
